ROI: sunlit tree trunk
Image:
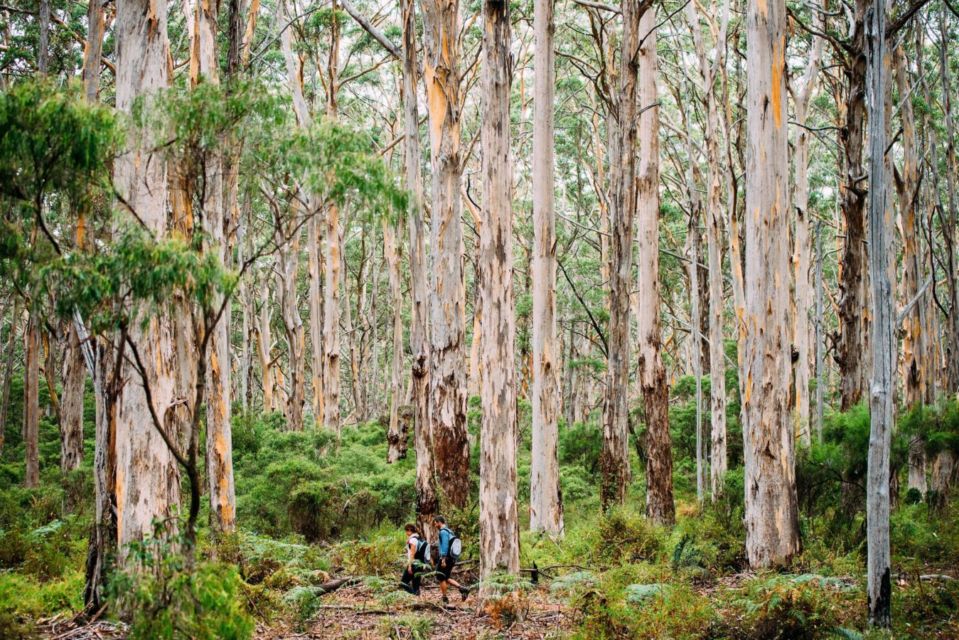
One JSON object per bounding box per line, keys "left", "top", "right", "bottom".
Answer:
{"left": 422, "top": 0, "right": 470, "bottom": 508}
{"left": 637, "top": 11, "right": 674, "bottom": 525}
{"left": 742, "top": 0, "right": 800, "bottom": 567}
{"left": 529, "top": 0, "right": 563, "bottom": 536}
{"left": 114, "top": 0, "right": 181, "bottom": 554}
{"left": 479, "top": 0, "right": 520, "bottom": 582}
{"left": 864, "top": 0, "right": 892, "bottom": 624}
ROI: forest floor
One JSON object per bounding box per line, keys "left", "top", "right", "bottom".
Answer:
{"left": 257, "top": 582, "right": 573, "bottom": 639}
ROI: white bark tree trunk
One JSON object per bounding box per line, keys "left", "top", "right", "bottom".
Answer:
{"left": 790, "top": 13, "right": 823, "bottom": 449}
{"left": 114, "top": 0, "right": 181, "bottom": 554}
{"left": 188, "top": 0, "right": 237, "bottom": 535}
{"left": 529, "top": 0, "right": 564, "bottom": 536}
{"left": 423, "top": 0, "right": 470, "bottom": 508}
{"left": 742, "top": 0, "right": 801, "bottom": 567}
{"left": 479, "top": 0, "right": 520, "bottom": 583}
{"left": 636, "top": 12, "right": 674, "bottom": 525}
{"left": 402, "top": 0, "right": 438, "bottom": 535}
{"left": 864, "top": 0, "right": 893, "bottom": 625}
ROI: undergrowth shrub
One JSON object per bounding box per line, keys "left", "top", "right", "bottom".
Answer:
{"left": 233, "top": 414, "right": 415, "bottom": 541}
{"left": 111, "top": 533, "right": 254, "bottom": 640}
{"left": 894, "top": 577, "right": 959, "bottom": 637}
{"left": 729, "top": 573, "right": 859, "bottom": 640}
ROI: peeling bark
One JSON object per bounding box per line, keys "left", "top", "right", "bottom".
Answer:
{"left": 478, "top": 0, "right": 520, "bottom": 582}
{"left": 530, "top": 0, "right": 564, "bottom": 536}
{"left": 422, "top": 0, "right": 470, "bottom": 509}
{"left": 742, "top": 0, "right": 800, "bottom": 567}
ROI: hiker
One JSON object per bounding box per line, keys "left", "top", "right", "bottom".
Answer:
{"left": 400, "top": 523, "right": 429, "bottom": 595}
{"left": 432, "top": 515, "right": 469, "bottom": 603}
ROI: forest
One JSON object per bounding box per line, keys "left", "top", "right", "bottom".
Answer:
{"left": 0, "top": 0, "right": 958, "bottom": 636}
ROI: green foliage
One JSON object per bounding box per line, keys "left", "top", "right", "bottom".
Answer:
{"left": 111, "top": 535, "right": 254, "bottom": 640}
{"left": 233, "top": 414, "right": 415, "bottom": 540}
{"left": 731, "top": 574, "right": 859, "bottom": 640}
{"left": 0, "top": 570, "right": 84, "bottom": 638}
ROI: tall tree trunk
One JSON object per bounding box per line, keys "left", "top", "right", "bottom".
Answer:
{"left": 791, "top": 17, "right": 823, "bottom": 448}
{"left": 84, "top": 337, "right": 118, "bottom": 611}
{"left": 114, "top": 0, "right": 181, "bottom": 555}
{"left": 636, "top": 11, "right": 674, "bottom": 525}
{"left": 600, "top": 0, "right": 647, "bottom": 510}
{"left": 530, "top": 0, "right": 564, "bottom": 536}
{"left": 479, "top": 0, "right": 520, "bottom": 582}
{"left": 24, "top": 312, "right": 40, "bottom": 488}
{"left": 61, "top": 327, "right": 85, "bottom": 476}
{"left": 38, "top": 0, "right": 50, "bottom": 74}
{"left": 814, "top": 220, "right": 826, "bottom": 441}
{"left": 82, "top": 0, "right": 109, "bottom": 102}
{"left": 277, "top": 223, "right": 306, "bottom": 431}
{"left": 938, "top": 6, "right": 959, "bottom": 395}
{"left": 308, "top": 216, "right": 324, "bottom": 422}
{"left": 743, "top": 0, "right": 801, "bottom": 567}
{"left": 686, "top": 212, "right": 705, "bottom": 503}
{"left": 385, "top": 218, "right": 405, "bottom": 462}
{"left": 422, "top": 0, "right": 470, "bottom": 509}
{"left": 187, "top": 0, "right": 236, "bottom": 534}
{"left": 322, "top": 5, "right": 343, "bottom": 434}
{"left": 0, "top": 304, "right": 17, "bottom": 456}
{"left": 864, "top": 0, "right": 892, "bottom": 625}
{"left": 256, "top": 281, "right": 276, "bottom": 412}
{"left": 894, "top": 47, "right": 926, "bottom": 495}
{"left": 837, "top": 0, "right": 869, "bottom": 410}
{"left": 403, "top": 0, "right": 438, "bottom": 536}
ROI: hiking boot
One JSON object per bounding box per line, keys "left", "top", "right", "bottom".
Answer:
{"left": 459, "top": 586, "right": 469, "bottom": 601}
{"left": 442, "top": 595, "right": 449, "bottom": 605}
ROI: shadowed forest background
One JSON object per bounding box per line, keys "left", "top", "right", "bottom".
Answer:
{"left": 1, "top": 0, "right": 959, "bottom": 637}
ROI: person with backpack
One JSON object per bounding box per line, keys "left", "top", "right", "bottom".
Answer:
{"left": 432, "top": 515, "right": 469, "bottom": 603}
{"left": 400, "top": 523, "right": 429, "bottom": 595}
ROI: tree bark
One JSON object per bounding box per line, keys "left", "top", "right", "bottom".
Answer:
{"left": 61, "top": 326, "right": 85, "bottom": 475}
{"left": 385, "top": 218, "right": 405, "bottom": 463}
{"left": 636, "top": 11, "right": 674, "bottom": 526}
{"left": 600, "top": 0, "right": 649, "bottom": 510}
{"left": 864, "top": 0, "right": 892, "bottom": 625}
{"left": 790, "top": 15, "right": 823, "bottom": 448}
{"left": 114, "top": 0, "right": 181, "bottom": 555}
{"left": 402, "top": 0, "right": 438, "bottom": 535}
{"left": 256, "top": 278, "right": 276, "bottom": 412}
{"left": 479, "top": 0, "right": 520, "bottom": 583}
{"left": 837, "top": 0, "right": 869, "bottom": 411}
{"left": 24, "top": 312, "right": 40, "bottom": 488}
{"left": 322, "top": 5, "right": 343, "bottom": 434}
{"left": 894, "top": 47, "right": 926, "bottom": 495}
{"left": 0, "top": 304, "right": 17, "bottom": 457}
{"left": 422, "top": 0, "right": 470, "bottom": 509}
{"left": 530, "top": 0, "right": 564, "bottom": 536}
{"left": 743, "top": 0, "right": 801, "bottom": 567}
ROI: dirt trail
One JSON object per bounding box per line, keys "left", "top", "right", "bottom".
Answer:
{"left": 257, "top": 582, "right": 574, "bottom": 639}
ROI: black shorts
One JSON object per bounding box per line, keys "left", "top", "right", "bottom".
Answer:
{"left": 436, "top": 557, "right": 456, "bottom": 582}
